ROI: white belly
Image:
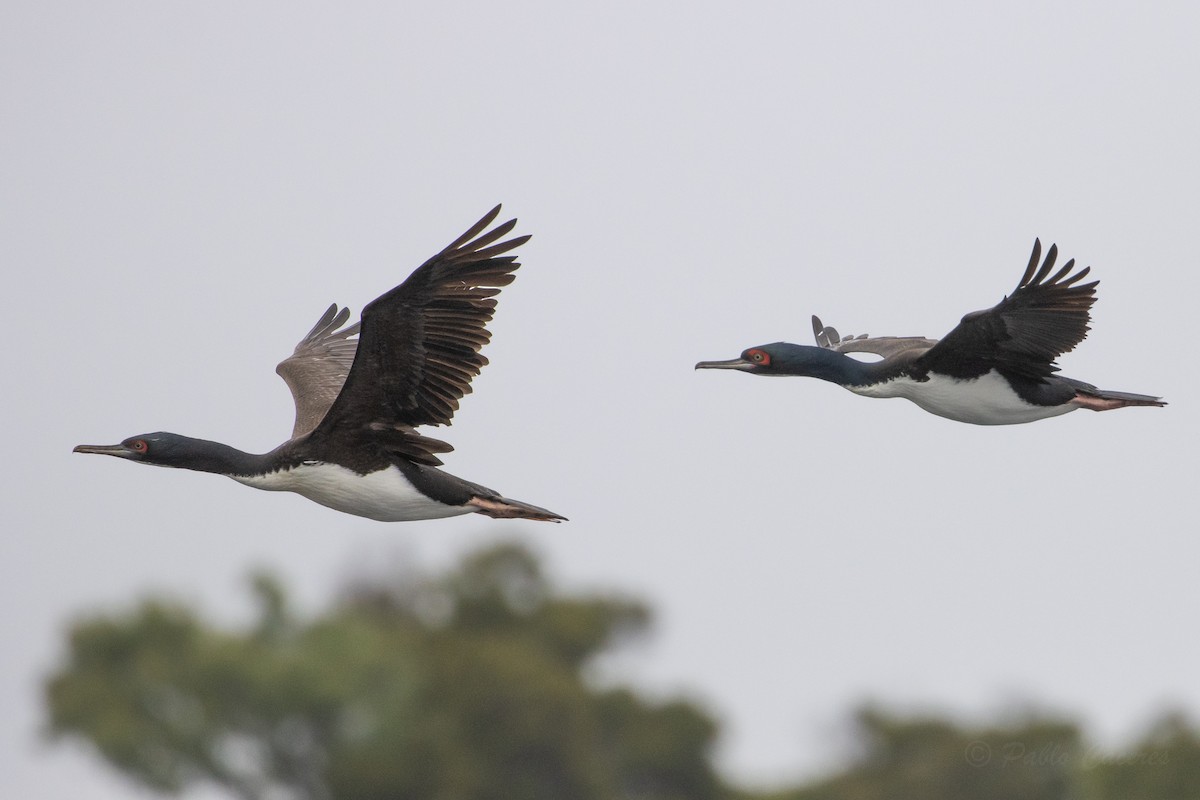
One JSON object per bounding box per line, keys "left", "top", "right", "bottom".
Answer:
{"left": 846, "top": 370, "right": 1077, "bottom": 425}
{"left": 232, "top": 463, "right": 473, "bottom": 521}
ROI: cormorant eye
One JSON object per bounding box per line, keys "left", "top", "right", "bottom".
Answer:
{"left": 746, "top": 349, "right": 770, "bottom": 365}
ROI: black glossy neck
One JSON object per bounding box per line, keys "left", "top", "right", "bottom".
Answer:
{"left": 146, "top": 434, "right": 279, "bottom": 477}
{"left": 769, "top": 344, "right": 881, "bottom": 386}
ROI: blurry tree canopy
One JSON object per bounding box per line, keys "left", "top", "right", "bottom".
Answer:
{"left": 45, "top": 542, "right": 722, "bottom": 800}
{"left": 45, "top": 541, "right": 1200, "bottom": 800}
{"left": 766, "top": 707, "right": 1083, "bottom": 800}
{"left": 747, "top": 707, "right": 1200, "bottom": 800}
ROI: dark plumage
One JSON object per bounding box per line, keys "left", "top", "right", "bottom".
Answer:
{"left": 911, "top": 240, "right": 1097, "bottom": 383}
{"left": 696, "top": 239, "right": 1165, "bottom": 425}
{"left": 75, "top": 206, "right": 566, "bottom": 522}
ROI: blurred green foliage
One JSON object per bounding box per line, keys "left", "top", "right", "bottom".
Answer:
{"left": 45, "top": 542, "right": 1200, "bottom": 800}
{"left": 46, "top": 543, "right": 719, "bottom": 800}
{"left": 748, "top": 706, "right": 1200, "bottom": 800}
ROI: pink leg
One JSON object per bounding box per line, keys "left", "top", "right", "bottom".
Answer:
{"left": 1072, "top": 394, "right": 1140, "bottom": 412}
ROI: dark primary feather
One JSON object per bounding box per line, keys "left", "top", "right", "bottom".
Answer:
{"left": 276, "top": 304, "right": 360, "bottom": 439}
{"left": 310, "top": 205, "right": 529, "bottom": 466}
{"left": 912, "top": 239, "right": 1098, "bottom": 382}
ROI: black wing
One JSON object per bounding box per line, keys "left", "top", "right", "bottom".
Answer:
{"left": 310, "top": 205, "right": 529, "bottom": 465}
{"left": 912, "top": 239, "right": 1097, "bottom": 382}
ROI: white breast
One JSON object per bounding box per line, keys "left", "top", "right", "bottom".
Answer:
{"left": 232, "top": 462, "right": 473, "bottom": 521}
{"left": 846, "top": 370, "right": 1077, "bottom": 425}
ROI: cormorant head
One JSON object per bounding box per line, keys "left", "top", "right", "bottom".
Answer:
{"left": 695, "top": 342, "right": 862, "bottom": 383}
{"left": 74, "top": 432, "right": 210, "bottom": 469}
{"left": 695, "top": 343, "right": 821, "bottom": 375}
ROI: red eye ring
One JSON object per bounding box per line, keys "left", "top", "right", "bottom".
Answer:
{"left": 129, "top": 440, "right": 148, "bottom": 453}
{"left": 746, "top": 349, "right": 770, "bottom": 366}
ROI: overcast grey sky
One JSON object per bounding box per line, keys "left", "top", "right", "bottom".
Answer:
{"left": 3, "top": 2, "right": 1198, "bottom": 797}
